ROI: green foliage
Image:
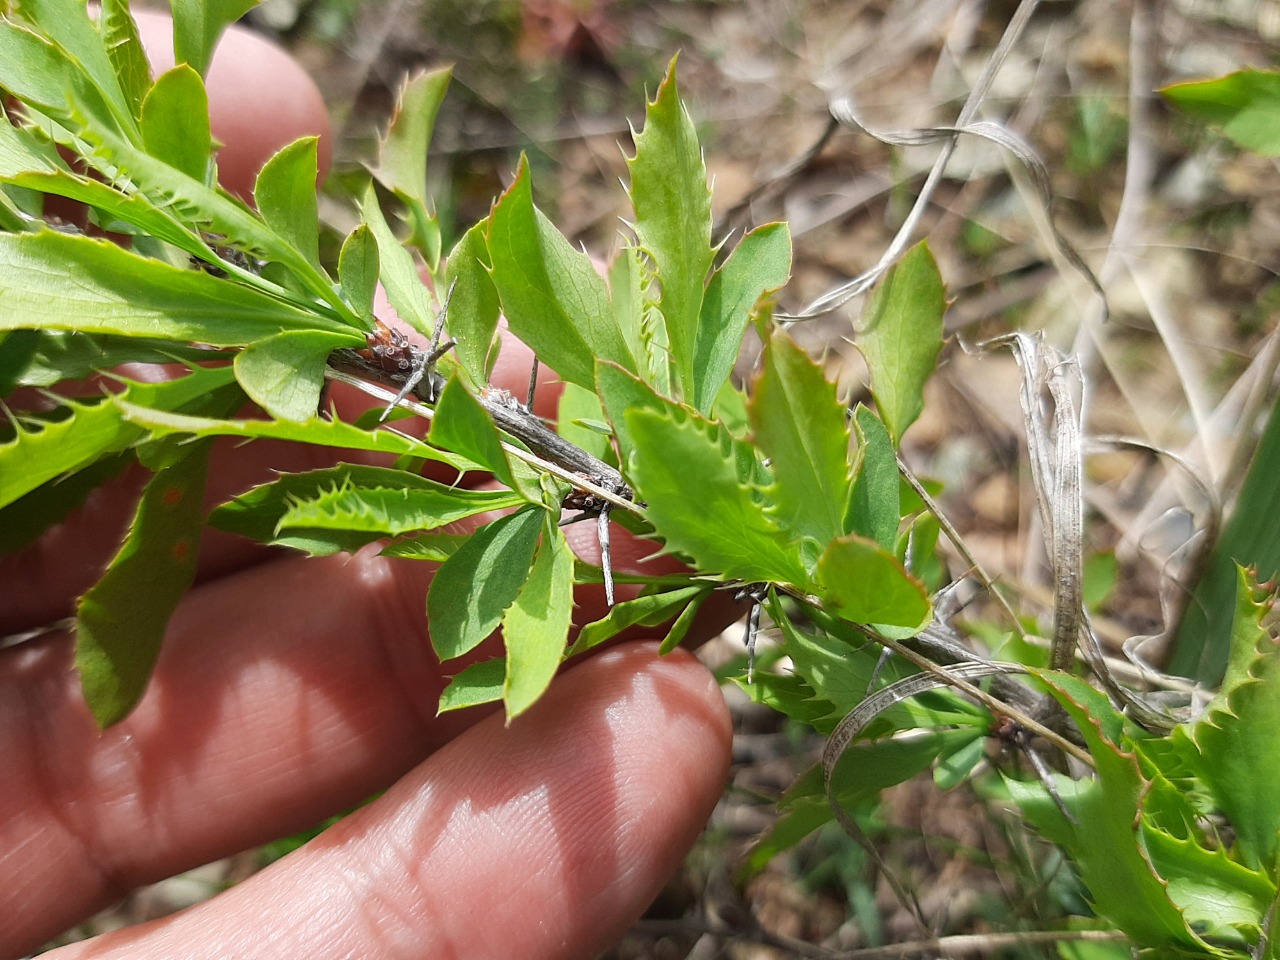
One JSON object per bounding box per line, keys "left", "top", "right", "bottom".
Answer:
{"left": 1161, "top": 69, "right": 1280, "bottom": 157}
{"left": 5, "top": 13, "right": 1278, "bottom": 957}
{"left": 76, "top": 441, "right": 212, "bottom": 727}
{"left": 854, "top": 241, "right": 945, "bottom": 446}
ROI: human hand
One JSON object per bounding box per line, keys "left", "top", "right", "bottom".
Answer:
{"left": 0, "top": 18, "right": 733, "bottom": 959}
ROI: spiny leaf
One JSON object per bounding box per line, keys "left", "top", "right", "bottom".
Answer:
{"left": 209, "top": 464, "right": 520, "bottom": 553}
{"left": 70, "top": 112, "right": 355, "bottom": 321}
{"left": 0, "top": 364, "right": 237, "bottom": 509}
{"left": 7, "top": 0, "right": 140, "bottom": 137}
{"left": 379, "top": 532, "right": 467, "bottom": 562}
{"left": 140, "top": 65, "right": 212, "bottom": 183}
{"left": 119, "top": 402, "right": 472, "bottom": 472}
{"left": 0, "top": 230, "right": 356, "bottom": 345}
{"left": 626, "top": 55, "right": 714, "bottom": 400}
{"left": 373, "top": 68, "right": 450, "bottom": 268}
{"left": 625, "top": 405, "right": 809, "bottom": 586}
{"left": 814, "top": 534, "right": 930, "bottom": 634}
{"left": 170, "top": 0, "right": 258, "bottom": 79}
{"left": 855, "top": 241, "right": 945, "bottom": 446}
{"left": 0, "top": 103, "right": 71, "bottom": 175}
{"left": 0, "top": 19, "right": 132, "bottom": 139}
{"left": 502, "top": 518, "right": 574, "bottom": 720}
{"left": 442, "top": 222, "right": 500, "bottom": 386}
{"left": 1007, "top": 671, "right": 1216, "bottom": 954}
{"left": 76, "top": 440, "right": 212, "bottom": 727}
{"left": 1142, "top": 820, "right": 1274, "bottom": 946}
{"left": 427, "top": 506, "right": 545, "bottom": 661}
{"left": 233, "top": 329, "right": 347, "bottom": 422}
{"left": 255, "top": 137, "right": 322, "bottom": 272}
{"left": 278, "top": 479, "right": 525, "bottom": 540}
{"left": 749, "top": 329, "right": 852, "bottom": 545}
{"left": 1185, "top": 569, "right": 1280, "bottom": 870}
{"left": 100, "top": 0, "right": 152, "bottom": 120}
{"left": 694, "top": 222, "right": 791, "bottom": 413}
{"left": 486, "top": 155, "right": 635, "bottom": 391}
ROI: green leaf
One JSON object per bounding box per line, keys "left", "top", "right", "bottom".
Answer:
{"left": 845, "top": 405, "right": 899, "bottom": 549}
{"left": 855, "top": 241, "right": 945, "bottom": 445}
{"left": 140, "top": 65, "right": 212, "bottom": 183}
{"left": 379, "top": 532, "right": 467, "bottom": 562}
{"left": 373, "top": 68, "right": 450, "bottom": 268}
{"left": 694, "top": 222, "right": 791, "bottom": 412}
{"left": 0, "top": 398, "right": 138, "bottom": 511}
{"left": 10, "top": 0, "right": 139, "bottom": 137}
{"left": 71, "top": 114, "right": 354, "bottom": 320}
{"left": 254, "top": 136, "right": 322, "bottom": 272}
{"left": 502, "top": 518, "right": 574, "bottom": 720}
{"left": 0, "top": 158, "right": 225, "bottom": 266}
{"left": 1186, "top": 569, "right": 1280, "bottom": 871}
{"left": 337, "top": 224, "right": 379, "bottom": 323}
{"left": 626, "top": 55, "right": 714, "bottom": 400}
{"left": 1007, "top": 671, "right": 1215, "bottom": 954}
{"left": 832, "top": 727, "right": 982, "bottom": 807}
{"left": 169, "top": 0, "right": 258, "bottom": 79}
{"left": 0, "top": 104, "right": 71, "bottom": 176}
{"left": 568, "top": 584, "right": 707, "bottom": 657}
{"left": 442, "top": 221, "right": 500, "bottom": 385}
{"left": 233, "top": 330, "right": 347, "bottom": 422}
{"left": 1143, "top": 822, "right": 1274, "bottom": 946}
{"left": 749, "top": 329, "right": 853, "bottom": 545}
{"left": 0, "top": 365, "right": 237, "bottom": 509}
{"left": 0, "top": 230, "right": 357, "bottom": 345}
{"left": 119, "top": 402, "right": 471, "bottom": 472}
{"left": 1161, "top": 69, "right": 1280, "bottom": 157}
{"left": 437, "top": 657, "right": 506, "bottom": 714}
{"left": 625, "top": 405, "right": 808, "bottom": 586}
{"left": 358, "top": 180, "right": 437, "bottom": 338}
{"left": 75, "top": 440, "right": 212, "bottom": 727}
{"left": 100, "top": 0, "right": 152, "bottom": 121}
{"left": 427, "top": 506, "right": 545, "bottom": 661}
{"left": 656, "top": 589, "right": 706, "bottom": 654}
{"left": 0, "top": 19, "right": 130, "bottom": 140}
{"left": 486, "top": 156, "right": 635, "bottom": 391}
{"left": 428, "top": 375, "right": 527, "bottom": 496}
{"left": 210, "top": 464, "right": 523, "bottom": 555}
{"left": 815, "top": 534, "right": 930, "bottom": 633}
{"left": 278, "top": 478, "right": 523, "bottom": 542}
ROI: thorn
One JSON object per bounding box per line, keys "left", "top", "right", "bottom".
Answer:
{"left": 526, "top": 354, "right": 540, "bottom": 412}
{"left": 597, "top": 503, "right": 614, "bottom": 607}
{"left": 867, "top": 646, "right": 894, "bottom": 695}
{"left": 745, "top": 599, "right": 762, "bottom": 683}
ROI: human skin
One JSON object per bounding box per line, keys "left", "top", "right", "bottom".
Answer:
{"left": 0, "top": 15, "right": 734, "bottom": 959}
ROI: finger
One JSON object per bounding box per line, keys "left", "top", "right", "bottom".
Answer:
{"left": 0, "top": 536, "right": 736, "bottom": 954}
{"left": 40, "top": 643, "right": 731, "bottom": 960}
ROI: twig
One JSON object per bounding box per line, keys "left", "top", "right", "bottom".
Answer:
{"left": 322, "top": 367, "right": 640, "bottom": 513}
